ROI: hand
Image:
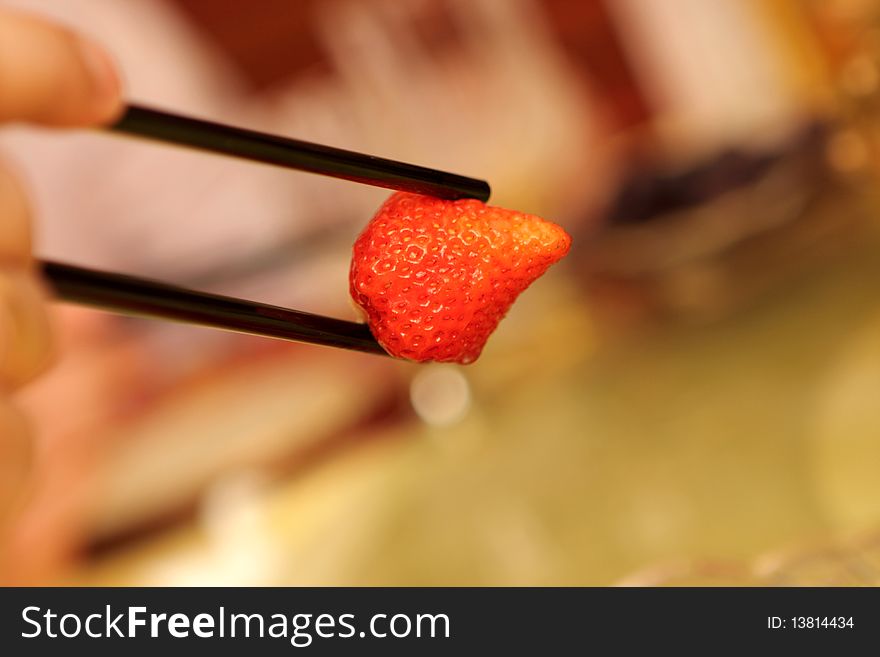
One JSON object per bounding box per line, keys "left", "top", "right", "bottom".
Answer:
{"left": 0, "top": 8, "right": 122, "bottom": 533}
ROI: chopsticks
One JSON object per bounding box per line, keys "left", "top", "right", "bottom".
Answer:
{"left": 111, "top": 104, "right": 491, "bottom": 202}
{"left": 40, "top": 104, "right": 492, "bottom": 355}
{"left": 42, "top": 261, "right": 388, "bottom": 355}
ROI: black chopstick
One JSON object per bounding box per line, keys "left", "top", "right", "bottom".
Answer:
{"left": 41, "top": 260, "right": 388, "bottom": 356}
{"left": 109, "top": 104, "right": 491, "bottom": 202}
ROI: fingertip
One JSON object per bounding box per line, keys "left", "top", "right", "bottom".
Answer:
{"left": 0, "top": 399, "right": 33, "bottom": 531}
{"left": 0, "top": 164, "right": 33, "bottom": 268}
{"left": 0, "top": 10, "right": 124, "bottom": 127}
{"left": 0, "top": 270, "right": 55, "bottom": 390}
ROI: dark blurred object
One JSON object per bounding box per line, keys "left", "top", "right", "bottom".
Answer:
{"left": 542, "top": 0, "right": 651, "bottom": 128}
{"left": 605, "top": 148, "right": 779, "bottom": 226}
{"left": 170, "top": 0, "right": 650, "bottom": 130}
{"left": 170, "top": 0, "right": 327, "bottom": 91}
{"left": 575, "top": 122, "right": 873, "bottom": 325}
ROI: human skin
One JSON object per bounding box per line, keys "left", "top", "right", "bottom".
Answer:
{"left": 0, "top": 7, "right": 122, "bottom": 547}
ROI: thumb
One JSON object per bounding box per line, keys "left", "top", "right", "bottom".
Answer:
{"left": 0, "top": 9, "right": 123, "bottom": 127}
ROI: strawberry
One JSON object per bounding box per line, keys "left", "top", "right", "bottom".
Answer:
{"left": 350, "top": 192, "right": 571, "bottom": 364}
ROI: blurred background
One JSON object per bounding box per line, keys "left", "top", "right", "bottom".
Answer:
{"left": 3, "top": 0, "right": 880, "bottom": 586}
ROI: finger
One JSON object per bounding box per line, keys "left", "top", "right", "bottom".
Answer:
{"left": 0, "top": 163, "right": 32, "bottom": 268}
{"left": 0, "top": 399, "right": 32, "bottom": 532}
{"left": 0, "top": 269, "right": 53, "bottom": 390}
{"left": 0, "top": 9, "right": 122, "bottom": 126}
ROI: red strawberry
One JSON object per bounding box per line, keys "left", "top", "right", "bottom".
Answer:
{"left": 350, "top": 192, "right": 571, "bottom": 363}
